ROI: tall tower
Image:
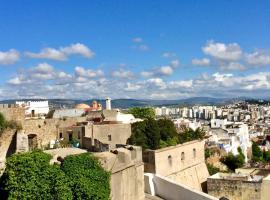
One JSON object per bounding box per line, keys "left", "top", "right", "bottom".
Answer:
{"left": 106, "top": 97, "right": 111, "bottom": 110}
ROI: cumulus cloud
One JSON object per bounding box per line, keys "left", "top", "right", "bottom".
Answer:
{"left": 112, "top": 69, "right": 134, "bottom": 79}
{"left": 74, "top": 66, "right": 104, "bottom": 78}
{"left": 25, "top": 43, "right": 94, "bottom": 61}
{"left": 0, "top": 49, "right": 20, "bottom": 65}
{"left": 124, "top": 82, "right": 141, "bottom": 91}
{"left": 192, "top": 58, "right": 210, "bottom": 66}
{"left": 202, "top": 41, "right": 242, "bottom": 61}
{"left": 245, "top": 51, "right": 270, "bottom": 66}
{"left": 141, "top": 65, "right": 174, "bottom": 77}
{"left": 220, "top": 62, "right": 246, "bottom": 71}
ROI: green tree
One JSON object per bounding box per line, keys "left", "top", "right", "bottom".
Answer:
{"left": 61, "top": 153, "right": 110, "bottom": 200}
{"left": 129, "top": 121, "right": 148, "bottom": 149}
{"left": 178, "top": 127, "right": 206, "bottom": 144}
{"left": 263, "top": 150, "right": 270, "bottom": 162}
{"left": 145, "top": 119, "right": 160, "bottom": 150}
{"left": 252, "top": 142, "right": 263, "bottom": 162}
{"left": 157, "top": 118, "right": 178, "bottom": 141}
{"left": 0, "top": 150, "right": 72, "bottom": 200}
{"left": 221, "top": 149, "right": 245, "bottom": 171}
{"left": 128, "top": 107, "right": 155, "bottom": 119}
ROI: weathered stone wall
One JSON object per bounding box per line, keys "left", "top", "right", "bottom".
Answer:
{"left": 0, "top": 106, "right": 25, "bottom": 122}
{"left": 0, "top": 129, "right": 17, "bottom": 173}
{"left": 23, "top": 117, "right": 87, "bottom": 148}
{"left": 167, "top": 162, "right": 209, "bottom": 191}
{"left": 207, "top": 178, "right": 262, "bottom": 200}
{"left": 60, "top": 123, "right": 131, "bottom": 151}
{"left": 95, "top": 146, "right": 145, "bottom": 200}
{"left": 143, "top": 140, "right": 209, "bottom": 191}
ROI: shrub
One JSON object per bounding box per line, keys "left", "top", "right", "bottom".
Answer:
{"left": 207, "top": 164, "right": 220, "bottom": 175}
{"left": 0, "top": 150, "right": 72, "bottom": 200}
{"left": 252, "top": 142, "right": 263, "bottom": 162}
{"left": 61, "top": 153, "right": 110, "bottom": 200}
{"left": 0, "top": 151, "right": 110, "bottom": 200}
{"left": 220, "top": 148, "right": 245, "bottom": 171}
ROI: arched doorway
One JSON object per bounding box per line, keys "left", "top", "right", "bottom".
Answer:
{"left": 28, "top": 134, "right": 38, "bottom": 150}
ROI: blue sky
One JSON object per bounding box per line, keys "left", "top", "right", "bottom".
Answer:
{"left": 1, "top": 0, "right": 270, "bottom": 99}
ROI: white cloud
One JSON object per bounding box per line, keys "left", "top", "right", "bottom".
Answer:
{"left": 192, "top": 58, "right": 210, "bottom": 66}
{"left": 124, "top": 82, "right": 141, "bottom": 91}
{"left": 202, "top": 41, "right": 242, "bottom": 61}
{"left": 162, "top": 52, "right": 176, "bottom": 58}
{"left": 157, "top": 66, "right": 173, "bottom": 76}
{"left": 60, "top": 43, "right": 95, "bottom": 58}
{"left": 112, "top": 69, "right": 134, "bottom": 79}
{"left": 141, "top": 71, "right": 154, "bottom": 78}
{"left": 245, "top": 51, "right": 270, "bottom": 66}
{"left": 0, "top": 49, "right": 20, "bottom": 65}
{"left": 220, "top": 62, "right": 246, "bottom": 71}
{"left": 75, "top": 66, "right": 104, "bottom": 78}
{"left": 170, "top": 59, "right": 179, "bottom": 68}
{"left": 25, "top": 43, "right": 94, "bottom": 61}
{"left": 132, "top": 37, "right": 143, "bottom": 43}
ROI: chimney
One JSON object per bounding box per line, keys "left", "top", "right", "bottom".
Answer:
{"left": 106, "top": 97, "right": 111, "bottom": 110}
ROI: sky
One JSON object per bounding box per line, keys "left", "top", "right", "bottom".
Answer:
{"left": 1, "top": 0, "right": 270, "bottom": 100}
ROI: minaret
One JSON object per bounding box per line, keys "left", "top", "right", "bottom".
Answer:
{"left": 106, "top": 97, "right": 111, "bottom": 110}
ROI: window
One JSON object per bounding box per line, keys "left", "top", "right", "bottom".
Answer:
{"left": 68, "top": 133, "right": 73, "bottom": 142}
{"left": 59, "top": 132, "right": 63, "bottom": 138}
{"left": 193, "top": 148, "right": 196, "bottom": 158}
{"left": 78, "top": 131, "right": 81, "bottom": 139}
{"left": 108, "top": 135, "right": 112, "bottom": 141}
{"left": 181, "top": 152, "right": 185, "bottom": 161}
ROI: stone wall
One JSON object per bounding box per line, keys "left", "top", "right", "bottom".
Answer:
{"left": 95, "top": 146, "right": 145, "bottom": 200}
{"left": 143, "top": 140, "right": 209, "bottom": 191}
{"left": 23, "top": 117, "right": 87, "bottom": 148}
{"left": 0, "top": 129, "right": 17, "bottom": 173}
{"left": 207, "top": 177, "right": 262, "bottom": 200}
{"left": 0, "top": 106, "right": 25, "bottom": 122}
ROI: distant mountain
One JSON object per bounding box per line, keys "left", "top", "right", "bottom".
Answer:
{"left": 0, "top": 97, "right": 235, "bottom": 109}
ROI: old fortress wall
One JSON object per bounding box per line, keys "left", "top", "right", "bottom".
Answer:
{"left": 143, "top": 140, "right": 209, "bottom": 191}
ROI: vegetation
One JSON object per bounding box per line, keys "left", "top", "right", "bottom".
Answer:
{"left": 252, "top": 142, "right": 263, "bottom": 162}
{"left": 251, "top": 142, "right": 270, "bottom": 163}
{"left": 127, "top": 107, "right": 155, "bottom": 119}
{"left": 0, "top": 151, "right": 110, "bottom": 200}
{"left": 178, "top": 127, "right": 206, "bottom": 144}
{"left": 0, "top": 113, "right": 22, "bottom": 134}
{"left": 220, "top": 147, "right": 245, "bottom": 171}
{"left": 129, "top": 118, "right": 205, "bottom": 150}
{"left": 207, "top": 163, "right": 220, "bottom": 175}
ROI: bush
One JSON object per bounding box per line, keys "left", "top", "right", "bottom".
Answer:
{"left": 0, "top": 150, "right": 72, "bottom": 200}
{"left": 0, "top": 151, "right": 110, "bottom": 200}
{"left": 252, "top": 142, "right": 263, "bottom": 162}
{"left": 61, "top": 153, "right": 110, "bottom": 200}
{"left": 207, "top": 164, "right": 220, "bottom": 175}
{"left": 220, "top": 148, "right": 245, "bottom": 171}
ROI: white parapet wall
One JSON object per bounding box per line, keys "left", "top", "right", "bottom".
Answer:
{"left": 144, "top": 173, "right": 218, "bottom": 200}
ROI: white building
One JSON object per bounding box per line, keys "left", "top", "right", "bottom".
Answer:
{"left": 16, "top": 100, "right": 49, "bottom": 117}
